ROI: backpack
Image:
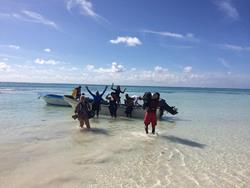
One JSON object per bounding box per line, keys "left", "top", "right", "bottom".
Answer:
{"left": 78, "top": 101, "right": 89, "bottom": 114}
{"left": 80, "top": 102, "right": 95, "bottom": 119}
{"left": 87, "top": 110, "right": 95, "bottom": 119}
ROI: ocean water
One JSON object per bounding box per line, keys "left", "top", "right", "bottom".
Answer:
{"left": 0, "top": 82, "right": 250, "bottom": 188}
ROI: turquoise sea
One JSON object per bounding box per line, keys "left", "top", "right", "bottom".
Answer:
{"left": 0, "top": 82, "right": 250, "bottom": 187}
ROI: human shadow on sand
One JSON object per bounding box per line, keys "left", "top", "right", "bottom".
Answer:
{"left": 80, "top": 127, "right": 109, "bottom": 135}
{"left": 161, "top": 135, "right": 206, "bottom": 149}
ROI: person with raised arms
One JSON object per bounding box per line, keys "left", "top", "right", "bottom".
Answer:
{"left": 111, "top": 83, "right": 126, "bottom": 104}
{"left": 86, "top": 85, "right": 108, "bottom": 118}
{"left": 106, "top": 92, "right": 118, "bottom": 118}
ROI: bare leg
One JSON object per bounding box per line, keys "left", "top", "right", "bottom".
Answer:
{"left": 145, "top": 124, "right": 148, "bottom": 134}
{"left": 114, "top": 108, "right": 117, "bottom": 118}
{"left": 96, "top": 109, "right": 99, "bottom": 118}
{"left": 85, "top": 118, "right": 90, "bottom": 129}
{"left": 109, "top": 107, "right": 113, "bottom": 117}
{"left": 152, "top": 124, "right": 155, "bottom": 134}
{"left": 79, "top": 119, "right": 84, "bottom": 128}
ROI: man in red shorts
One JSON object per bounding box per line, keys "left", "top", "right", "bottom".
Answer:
{"left": 144, "top": 92, "right": 160, "bottom": 134}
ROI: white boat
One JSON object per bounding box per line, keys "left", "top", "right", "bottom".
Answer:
{"left": 41, "top": 94, "right": 71, "bottom": 107}
{"left": 64, "top": 95, "right": 161, "bottom": 119}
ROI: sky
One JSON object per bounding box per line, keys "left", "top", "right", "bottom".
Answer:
{"left": 0, "top": 0, "right": 250, "bottom": 88}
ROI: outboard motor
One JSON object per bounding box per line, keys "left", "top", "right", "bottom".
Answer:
{"left": 159, "top": 99, "right": 178, "bottom": 115}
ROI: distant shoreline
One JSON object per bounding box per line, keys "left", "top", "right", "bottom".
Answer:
{"left": 1, "top": 81, "right": 250, "bottom": 90}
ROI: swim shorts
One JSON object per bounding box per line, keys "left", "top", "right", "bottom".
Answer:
{"left": 144, "top": 111, "right": 157, "bottom": 127}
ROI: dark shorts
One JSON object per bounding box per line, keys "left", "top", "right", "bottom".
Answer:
{"left": 125, "top": 106, "right": 133, "bottom": 114}
{"left": 78, "top": 111, "right": 88, "bottom": 120}
{"left": 92, "top": 102, "right": 100, "bottom": 111}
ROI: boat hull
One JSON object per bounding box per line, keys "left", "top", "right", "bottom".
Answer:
{"left": 64, "top": 96, "right": 161, "bottom": 119}
{"left": 42, "top": 94, "right": 71, "bottom": 107}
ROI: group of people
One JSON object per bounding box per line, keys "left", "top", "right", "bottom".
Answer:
{"left": 73, "top": 83, "right": 127, "bottom": 119}
{"left": 73, "top": 84, "right": 161, "bottom": 134}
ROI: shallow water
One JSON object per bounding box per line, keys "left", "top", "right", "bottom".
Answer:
{"left": 0, "top": 82, "right": 250, "bottom": 187}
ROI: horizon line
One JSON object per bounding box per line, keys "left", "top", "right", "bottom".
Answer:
{"left": 0, "top": 81, "right": 249, "bottom": 90}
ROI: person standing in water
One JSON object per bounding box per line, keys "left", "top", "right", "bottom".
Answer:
{"left": 124, "top": 94, "right": 134, "bottom": 118}
{"left": 106, "top": 92, "right": 118, "bottom": 118}
{"left": 111, "top": 83, "right": 126, "bottom": 104}
{"left": 75, "top": 95, "right": 91, "bottom": 129}
{"left": 86, "top": 85, "right": 108, "bottom": 118}
{"left": 144, "top": 92, "right": 160, "bottom": 134}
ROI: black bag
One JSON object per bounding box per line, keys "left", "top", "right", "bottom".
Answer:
{"left": 87, "top": 110, "right": 95, "bottom": 119}
{"left": 72, "top": 114, "right": 78, "bottom": 120}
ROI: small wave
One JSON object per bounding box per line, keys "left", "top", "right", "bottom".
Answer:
{"left": 0, "top": 88, "right": 17, "bottom": 93}
{"left": 130, "top": 131, "right": 158, "bottom": 140}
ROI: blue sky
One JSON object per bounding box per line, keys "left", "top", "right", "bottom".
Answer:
{"left": 0, "top": 0, "right": 250, "bottom": 88}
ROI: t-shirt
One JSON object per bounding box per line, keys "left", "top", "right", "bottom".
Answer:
{"left": 147, "top": 100, "right": 159, "bottom": 112}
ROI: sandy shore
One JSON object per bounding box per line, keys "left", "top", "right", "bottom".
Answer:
{"left": 0, "top": 117, "right": 249, "bottom": 188}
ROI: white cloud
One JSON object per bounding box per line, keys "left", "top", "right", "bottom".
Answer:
{"left": 142, "top": 30, "right": 198, "bottom": 42}
{"left": 110, "top": 62, "right": 125, "bottom": 72}
{"left": 86, "top": 64, "right": 202, "bottom": 86}
{"left": 110, "top": 36, "right": 142, "bottom": 46}
{"left": 83, "top": 64, "right": 189, "bottom": 85}
{"left": 0, "top": 10, "right": 58, "bottom": 29}
{"left": 144, "top": 30, "right": 183, "bottom": 39}
{"left": 219, "top": 43, "right": 250, "bottom": 51}
{"left": 0, "top": 62, "right": 83, "bottom": 83}
{"left": 131, "top": 68, "right": 136, "bottom": 71}
{"left": 1, "top": 62, "right": 250, "bottom": 88}
{"left": 154, "top": 66, "right": 168, "bottom": 73}
{"left": 44, "top": 48, "right": 51, "bottom": 52}
{"left": 34, "top": 58, "right": 58, "bottom": 65}
{"left": 0, "top": 44, "right": 20, "bottom": 50}
{"left": 214, "top": 0, "right": 239, "bottom": 21}
{"left": 0, "top": 62, "right": 10, "bottom": 71}
{"left": 86, "top": 62, "right": 125, "bottom": 73}
{"left": 8, "top": 44, "right": 20, "bottom": 49}
{"left": 71, "top": 67, "right": 78, "bottom": 71}
{"left": 183, "top": 66, "right": 192, "bottom": 73}
{"left": 21, "top": 10, "right": 58, "bottom": 29}
{"left": 219, "top": 58, "right": 231, "bottom": 68}
{"left": 66, "top": 0, "right": 109, "bottom": 23}
{"left": 86, "top": 64, "right": 95, "bottom": 71}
